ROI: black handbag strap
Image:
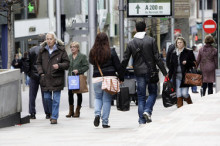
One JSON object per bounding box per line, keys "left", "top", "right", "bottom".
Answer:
{"left": 133, "top": 39, "right": 152, "bottom": 72}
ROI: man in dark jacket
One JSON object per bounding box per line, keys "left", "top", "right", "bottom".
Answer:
{"left": 121, "top": 21, "right": 167, "bottom": 126}
{"left": 23, "top": 35, "right": 51, "bottom": 119}
{"left": 37, "top": 32, "right": 70, "bottom": 124}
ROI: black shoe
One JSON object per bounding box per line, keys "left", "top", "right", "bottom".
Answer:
{"left": 94, "top": 115, "right": 100, "bottom": 127}
{"left": 200, "top": 88, "right": 203, "bottom": 97}
{"left": 102, "top": 125, "right": 110, "bottom": 128}
{"left": 143, "top": 112, "right": 152, "bottom": 123}
{"left": 30, "top": 114, "right": 36, "bottom": 119}
{"left": 50, "top": 119, "right": 57, "bottom": 124}
{"left": 46, "top": 114, "right": 51, "bottom": 119}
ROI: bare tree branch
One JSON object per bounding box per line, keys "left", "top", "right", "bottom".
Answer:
{"left": 14, "top": 5, "right": 27, "bottom": 11}
{"left": 13, "top": 0, "right": 23, "bottom": 5}
{"left": 0, "top": 13, "right": 7, "bottom": 17}
{"left": 0, "top": 6, "right": 9, "bottom": 11}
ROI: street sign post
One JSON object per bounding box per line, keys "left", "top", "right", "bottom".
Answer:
{"left": 203, "top": 19, "right": 217, "bottom": 34}
{"left": 127, "top": 0, "right": 172, "bottom": 17}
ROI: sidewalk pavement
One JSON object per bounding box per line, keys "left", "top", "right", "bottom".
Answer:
{"left": 0, "top": 86, "right": 220, "bottom": 146}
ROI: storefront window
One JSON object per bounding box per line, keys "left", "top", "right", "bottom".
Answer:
{"left": 14, "top": 0, "right": 48, "bottom": 20}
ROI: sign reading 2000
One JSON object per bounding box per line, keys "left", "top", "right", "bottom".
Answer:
{"left": 127, "top": 0, "right": 172, "bottom": 17}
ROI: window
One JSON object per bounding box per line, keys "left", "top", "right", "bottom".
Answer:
{"left": 199, "top": 0, "right": 202, "bottom": 10}
{"left": 199, "top": 0, "right": 213, "bottom": 10}
{"left": 207, "top": 0, "right": 213, "bottom": 9}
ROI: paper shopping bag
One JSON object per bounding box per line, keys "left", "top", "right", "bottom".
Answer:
{"left": 68, "top": 76, "right": 80, "bottom": 90}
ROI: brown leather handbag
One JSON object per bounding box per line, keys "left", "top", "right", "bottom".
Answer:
{"left": 72, "top": 75, "right": 89, "bottom": 93}
{"left": 184, "top": 62, "right": 202, "bottom": 86}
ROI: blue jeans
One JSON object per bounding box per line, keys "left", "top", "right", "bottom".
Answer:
{"left": 191, "top": 86, "right": 197, "bottom": 92}
{"left": 29, "top": 78, "right": 50, "bottom": 115}
{"left": 44, "top": 91, "right": 61, "bottom": 120}
{"left": 93, "top": 81, "right": 112, "bottom": 125}
{"left": 176, "top": 78, "right": 189, "bottom": 98}
{"left": 136, "top": 74, "right": 158, "bottom": 124}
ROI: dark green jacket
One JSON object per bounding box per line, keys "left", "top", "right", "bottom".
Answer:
{"left": 68, "top": 52, "right": 89, "bottom": 76}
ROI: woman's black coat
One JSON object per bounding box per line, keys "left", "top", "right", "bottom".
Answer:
{"left": 168, "top": 48, "right": 195, "bottom": 88}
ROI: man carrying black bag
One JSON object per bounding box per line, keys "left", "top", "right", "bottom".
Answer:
{"left": 121, "top": 21, "right": 167, "bottom": 126}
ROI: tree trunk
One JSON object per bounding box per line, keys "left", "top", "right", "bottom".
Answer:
{"left": 7, "top": 6, "right": 14, "bottom": 69}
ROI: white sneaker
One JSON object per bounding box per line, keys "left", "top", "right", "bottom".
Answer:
{"left": 143, "top": 112, "right": 152, "bottom": 123}
{"left": 139, "top": 124, "right": 146, "bottom": 128}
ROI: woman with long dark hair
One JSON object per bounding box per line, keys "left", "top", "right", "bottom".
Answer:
{"left": 168, "top": 37, "right": 195, "bottom": 108}
{"left": 89, "top": 32, "right": 123, "bottom": 128}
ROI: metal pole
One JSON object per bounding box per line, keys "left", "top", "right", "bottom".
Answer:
{"left": 56, "top": 0, "right": 61, "bottom": 40}
{"left": 171, "top": 18, "right": 174, "bottom": 44}
{"left": 22, "top": 72, "right": 25, "bottom": 91}
{"left": 171, "top": 0, "right": 174, "bottom": 44}
{"left": 88, "top": 0, "right": 97, "bottom": 108}
{"left": 202, "top": 0, "right": 205, "bottom": 45}
{"left": 23, "top": 0, "right": 28, "bottom": 19}
{"left": 119, "top": 0, "right": 125, "bottom": 61}
{"left": 157, "top": 18, "right": 161, "bottom": 52}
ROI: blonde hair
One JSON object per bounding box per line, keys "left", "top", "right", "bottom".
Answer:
{"left": 70, "top": 41, "right": 80, "bottom": 49}
{"left": 175, "top": 37, "right": 186, "bottom": 48}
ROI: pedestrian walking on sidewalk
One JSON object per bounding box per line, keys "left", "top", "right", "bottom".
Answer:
{"left": 21, "top": 52, "right": 30, "bottom": 86}
{"left": 23, "top": 34, "right": 51, "bottom": 119}
{"left": 37, "top": 32, "right": 70, "bottom": 124}
{"left": 168, "top": 37, "right": 195, "bottom": 108}
{"left": 191, "top": 46, "right": 199, "bottom": 93}
{"left": 196, "top": 35, "right": 217, "bottom": 96}
{"left": 11, "top": 54, "right": 22, "bottom": 71}
{"left": 66, "top": 41, "right": 89, "bottom": 118}
{"left": 89, "top": 32, "right": 123, "bottom": 128}
{"left": 166, "top": 32, "right": 182, "bottom": 70}
{"left": 121, "top": 21, "right": 167, "bottom": 126}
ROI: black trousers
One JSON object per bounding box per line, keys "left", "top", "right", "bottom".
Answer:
{"left": 68, "top": 90, "right": 82, "bottom": 106}
{"left": 29, "top": 78, "right": 50, "bottom": 115}
{"left": 202, "top": 83, "right": 213, "bottom": 96}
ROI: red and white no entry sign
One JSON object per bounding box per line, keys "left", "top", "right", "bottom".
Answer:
{"left": 203, "top": 19, "right": 217, "bottom": 34}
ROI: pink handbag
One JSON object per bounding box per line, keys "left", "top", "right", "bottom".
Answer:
{"left": 97, "top": 63, "right": 120, "bottom": 95}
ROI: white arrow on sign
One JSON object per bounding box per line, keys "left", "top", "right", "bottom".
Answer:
{"left": 204, "top": 25, "right": 215, "bottom": 28}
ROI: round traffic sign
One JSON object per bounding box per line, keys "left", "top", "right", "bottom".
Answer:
{"left": 203, "top": 19, "right": 217, "bottom": 34}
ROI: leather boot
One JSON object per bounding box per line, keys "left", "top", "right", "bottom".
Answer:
{"left": 177, "top": 97, "right": 183, "bottom": 108}
{"left": 66, "top": 105, "right": 74, "bottom": 118}
{"left": 184, "top": 96, "right": 193, "bottom": 104}
{"left": 73, "top": 106, "right": 81, "bottom": 118}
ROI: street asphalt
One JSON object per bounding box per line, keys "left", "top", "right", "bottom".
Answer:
{"left": 0, "top": 85, "right": 220, "bottom": 146}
